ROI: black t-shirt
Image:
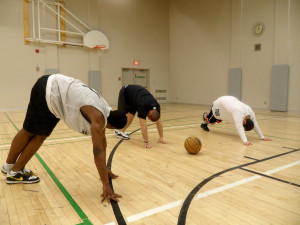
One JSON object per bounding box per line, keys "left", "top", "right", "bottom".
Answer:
{"left": 124, "top": 85, "right": 160, "bottom": 119}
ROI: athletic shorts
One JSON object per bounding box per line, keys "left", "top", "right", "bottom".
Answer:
{"left": 23, "top": 75, "right": 60, "bottom": 136}
{"left": 118, "top": 86, "right": 136, "bottom": 115}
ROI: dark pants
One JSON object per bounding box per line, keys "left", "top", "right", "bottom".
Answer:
{"left": 118, "top": 86, "right": 136, "bottom": 115}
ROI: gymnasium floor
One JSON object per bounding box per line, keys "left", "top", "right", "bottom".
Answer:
{"left": 0, "top": 104, "right": 299, "bottom": 225}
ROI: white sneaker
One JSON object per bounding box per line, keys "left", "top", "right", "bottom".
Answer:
{"left": 114, "top": 130, "right": 130, "bottom": 140}
{"left": 1, "top": 164, "right": 8, "bottom": 175}
{"left": 1, "top": 164, "right": 35, "bottom": 176}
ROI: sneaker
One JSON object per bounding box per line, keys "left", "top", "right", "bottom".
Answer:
{"left": 114, "top": 130, "right": 130, "bottom": 140}
{"left": 1, "top": 163, "right": 14, "bottom": 176}
{"left": 6, "top": 171, "right": 40, "bottom": 184}
{"left": 1, "top": 164, "right": 35, "bottom": 176}
{"left": 1, "top": 165, "right": 8, "bottom": 175}
{"left": 203, "top": 112, "right": 209, "bottom": 124}
{"left": 201, "top": 123, "right": 210, "bottom": 132}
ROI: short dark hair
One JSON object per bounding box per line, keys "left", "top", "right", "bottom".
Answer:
{"left": 148, "top": 109, "right": 160, "bottom": 122}
{"left": 107, "top": 110, "right": 127, "bottom": 129}
{"left": 243, "top": 118, "right": 254, "bottom": 131}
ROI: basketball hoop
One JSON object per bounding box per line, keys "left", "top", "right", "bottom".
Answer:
{"left": 94, "top": 45, "right": 106, "bottom": 56}
{"left": 94, "top": 45, "right": 106, "bottom": 49}
{"left": 84, "top": 30, "right": 109, "bottom": 49}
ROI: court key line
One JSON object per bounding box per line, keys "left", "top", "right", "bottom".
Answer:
{"left": 104, "top": 159, "right": 300, "bottom": 225}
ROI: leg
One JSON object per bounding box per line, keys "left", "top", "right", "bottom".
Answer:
{"left": 203, "top": 107, "right": 220, "bottom": 124}
{"left": 5, "top": 130, "right": 47, "bottom": 184}
{"left": 2, "top": 129, "right": 34, "bottom": 174}
{"left": 115, "top": 113, "right": 135, "bottom": 140}
{"left": 120, "top": 113, "right": 135, "bottom": 132}
{"left": 12, "top": 133, "right": 47, "bottom": 172}
{"left": 6, "top": 128, "right": 34, "bottom": 165}
{"left": 201, "top": 108, "right": 214, "bottom": 131}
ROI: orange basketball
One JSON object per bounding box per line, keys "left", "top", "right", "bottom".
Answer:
{"left": 184, "top": 136, "right": 202, "bottom": 154}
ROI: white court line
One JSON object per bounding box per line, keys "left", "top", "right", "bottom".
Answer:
{"left": 105, "top": 160, "right": 300, "bottom": 224}
{"left": 0, "top": 122, "right": 298, "bottom": 223}
{"left": 0, "top": 133, "right": 117, "bottom": 149}
{"left": 0, "top": 116, "right": 284, "bottom": 149}
{"left": 127, "top": 200, "right": 183, "bottom": 223}
{"left": 0, "top": 124, "right": 200, "bottom": 149}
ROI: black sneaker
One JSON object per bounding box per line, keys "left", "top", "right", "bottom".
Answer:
{"left": 201, "top": 123, "right": 210, "bottom": 131}
{"left": 6, "top": 172, "right": 40, "bottom": 184}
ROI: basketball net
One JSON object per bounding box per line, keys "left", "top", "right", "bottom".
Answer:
{"left": 94, "top": 45, "right": 106, "bottom": 56}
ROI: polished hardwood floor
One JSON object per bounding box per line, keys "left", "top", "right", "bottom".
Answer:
{"left": 0, "top": 104, "right": 299, "bottom": 225}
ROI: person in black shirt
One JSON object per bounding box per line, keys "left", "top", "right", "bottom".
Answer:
{"left": 115, "top": 85, "right": 167, "bottom": 148}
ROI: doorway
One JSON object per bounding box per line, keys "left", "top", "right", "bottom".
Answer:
{"left": 122, "top": 68, "right": 149, "bottom": 89}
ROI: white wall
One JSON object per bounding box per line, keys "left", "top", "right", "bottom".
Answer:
{"left": 98, "top": 0, "right": 169, "bottom": 104}
{"left": 0, "top": 0, "right": 169, "bottom": 109}
{"left": 169, "top": 0, "right": 300, "bottom": 111}
{"left": 169, "top": 0, "right": 231, "bottom": 105}
{"left": 288, "top": 0, "right": 300, "bottom": 112}
{"left": 0, "top": 0, "right": 299, "bottom": 111}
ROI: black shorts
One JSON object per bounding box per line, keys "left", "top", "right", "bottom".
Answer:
{"left": 118, "top": 86, "right": 136, "bottom": 115}
{"left": 23, "top": 75, "right": 60, "bottom": 136}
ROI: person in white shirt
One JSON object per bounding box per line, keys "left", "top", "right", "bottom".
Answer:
{"left": 200, "top": 96, "right": 272, "bottom": 146}
{"left": 1, "top": 74, "right": 127, "bottom": 203}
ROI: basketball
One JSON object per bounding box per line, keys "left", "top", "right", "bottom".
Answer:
{"left": 184, "top": 136, "right": 202, "bottom": 154}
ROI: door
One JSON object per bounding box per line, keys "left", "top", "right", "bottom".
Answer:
{"left": 122, "top": 69, "right": 134, "bottom": 86}
{"left": 134, "top": 69, "right": 147, "bottom": 88}
{"left": 122, "top": 68, "right": 148, "bottom": 89}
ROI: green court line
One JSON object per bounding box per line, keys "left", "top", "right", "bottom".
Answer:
{"left": 4, "top": 113, "right": 92, "bottom": 225}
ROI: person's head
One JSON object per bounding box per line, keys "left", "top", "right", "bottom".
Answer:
{"left": 243, "top": 117, "right": 254, "bottom": 131}
{"left": 147, "top": 108, "right": 160, "bottom": 122}
{"left": 107, "top": 110, "right": 127, "bottom": 129}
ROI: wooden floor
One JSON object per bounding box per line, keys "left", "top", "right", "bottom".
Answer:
{"left": 1, "top": 104, "right": 300, "bottom": 225}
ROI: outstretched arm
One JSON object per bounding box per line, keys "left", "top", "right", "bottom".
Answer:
{"left": 251, "top": 115, "right": 272, "bottom": 142}
{"left": 235, "top": 121, "right": 250, "bottom": 145}
{"left": 139, "top": 118, "right": 151, "bottom": 148}
{"left": 156, "top": 119, "right": 167, "bottom": 144}
{"left": 81, "top": 106, "right": 121, "bottom": 203}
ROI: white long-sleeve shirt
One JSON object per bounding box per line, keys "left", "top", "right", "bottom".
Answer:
{"left": 212, "top": 96, "right": 264, "bottom": 142}
{"left": 45, "top": 74, "right": 111, "bottom": 136}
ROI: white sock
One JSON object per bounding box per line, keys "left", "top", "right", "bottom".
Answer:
{"left": 3, "top": 163, "right": 14, "bottom": 171}
{"left": 8, "top": 170, "right": 17, "bottom": 176}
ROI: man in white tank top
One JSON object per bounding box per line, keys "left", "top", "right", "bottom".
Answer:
{"left": 1, "top": 74, "right": 127, "bottom": 203}
{"left": 200, "top": 96, "right": 272, "bottom": 146}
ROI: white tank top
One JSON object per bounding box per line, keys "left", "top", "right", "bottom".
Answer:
{"left": 45, "top": 74, "right": 111, "bottom": 136}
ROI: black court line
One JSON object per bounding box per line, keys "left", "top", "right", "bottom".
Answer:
{"left": 240, "top": 167, "right": 300, "bottom": 188}
{"left": 244, "top": 156, "right": 259, "bottom": 161}
{"left": 107, "top": 139, "right": 127, "bottom": 225}
{"left": 107, "top": 126, "right": 153, "bottom": 225}
{"left": 106, "top": 116, "right": 188, "bottom": 225}
{"left": 177, "top": 147, "right": 300, "bottom": 225}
